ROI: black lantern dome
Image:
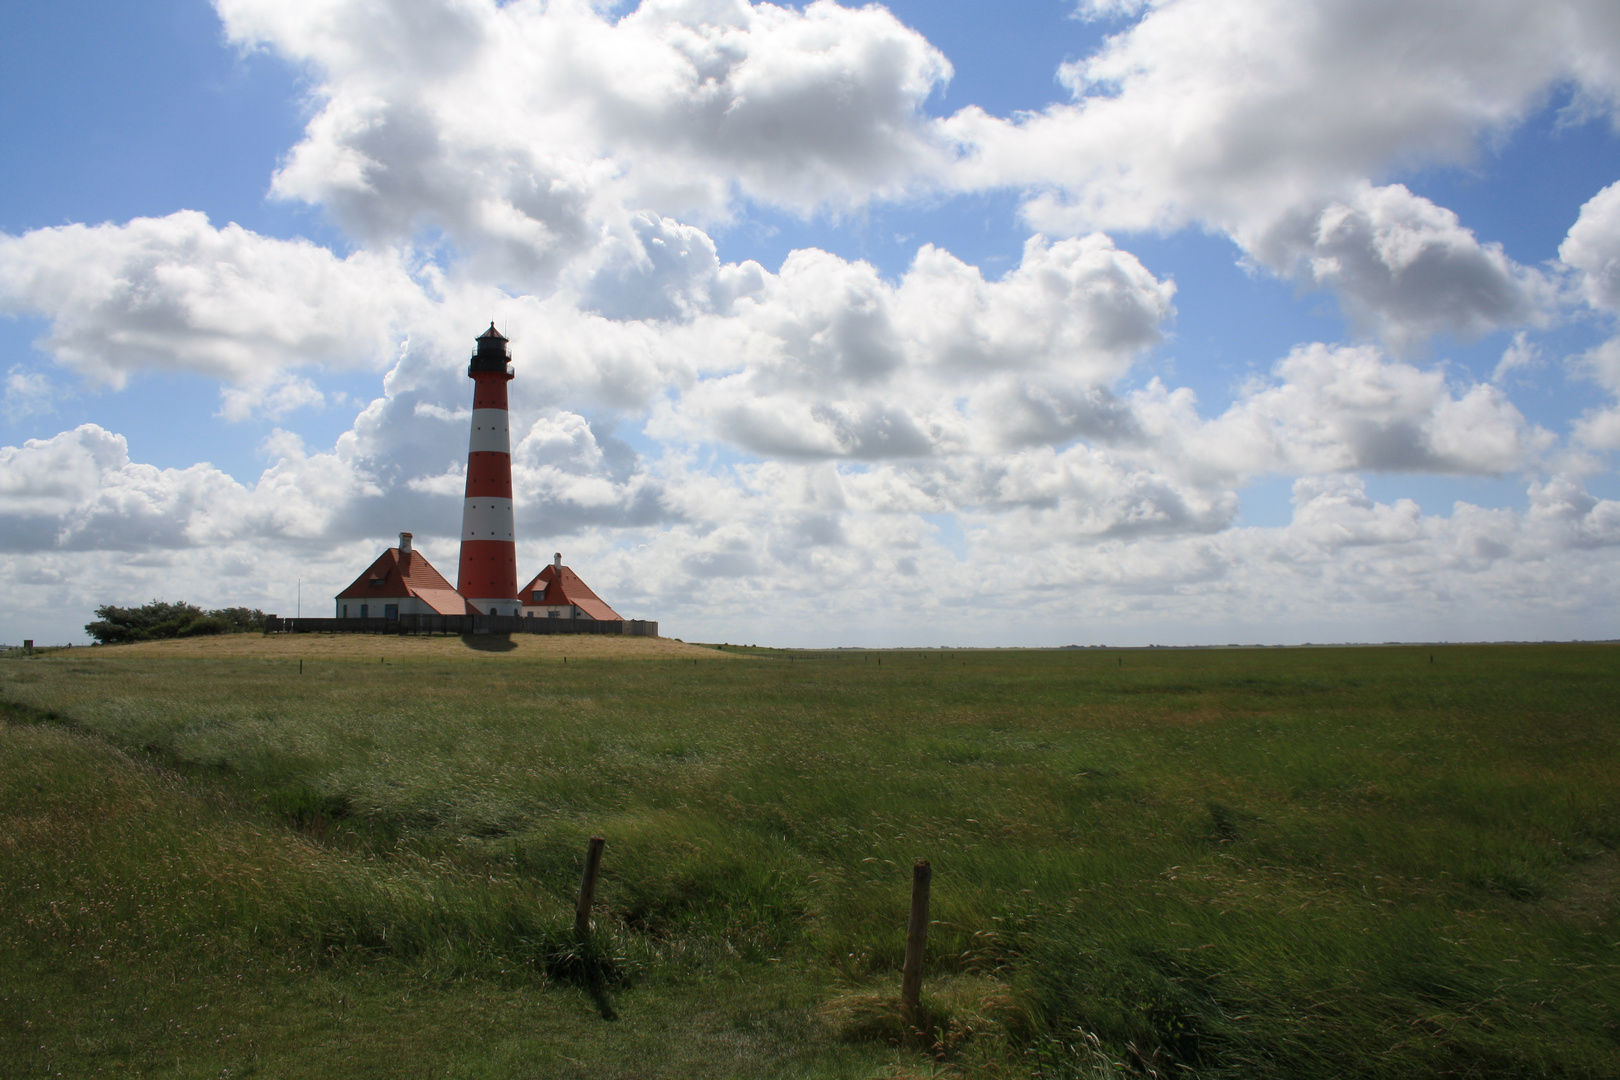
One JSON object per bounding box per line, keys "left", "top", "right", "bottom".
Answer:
{"left": 468, "top": 322, "right": 511, "bottom": 375}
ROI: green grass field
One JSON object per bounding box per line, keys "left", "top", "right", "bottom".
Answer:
{"left": 2, "top": 637, "right": 1617, "bottom": 1078}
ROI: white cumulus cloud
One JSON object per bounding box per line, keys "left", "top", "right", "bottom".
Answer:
{"left": 0, "top": 212, "right": 430, "bottom": 387}
{"left": 1561, "top": 181, "right": 1620, "bottom": 313}
{"left": 660, "top": 233, "right": 1175, "bottom": 459}
{"left": 944, "top": 0, "right": 1613, "bottom": 347}
{"left": 951, "top": 0, "right": 1620, "bottom": 234}
{"left": 5, "top": 0, "right": 1616, "bottom": 647}
{"left": 1252, "top": 184, "right": 1552, "bottom": 350}
{"left": 1165, "top": 343, "right": 1553, "bottom": 480}
{"left": 216, "top": 0, "right": 954, "bottom": 288}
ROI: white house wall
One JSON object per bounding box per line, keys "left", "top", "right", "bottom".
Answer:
{"left": 467, "top": 598, "right": 525, "bottom": 617}
{"left": 520, "top": 604, "right": 593, "bottom": 620}
{"left": 334, "top": 596, "right": 448, "bottom": 619}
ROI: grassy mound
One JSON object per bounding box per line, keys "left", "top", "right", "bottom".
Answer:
{"left": 86, "top": 630, "right": 725, "bottom": 661}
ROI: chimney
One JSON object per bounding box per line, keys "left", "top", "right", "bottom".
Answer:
{"left": 554, "top": 552, "right": 561, "bottom": 571}
{"left": 399, "top": 532, "right": 413, "bottom": 560}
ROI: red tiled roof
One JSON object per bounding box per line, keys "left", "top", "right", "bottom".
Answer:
{"left": 518, "top": 563, "right": 624, "bottom": 621}
{"left": 336, "top": 547, "right": 475, "bottom": 615}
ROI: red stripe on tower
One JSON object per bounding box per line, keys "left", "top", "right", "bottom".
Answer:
{"left": 457, "top": 323, "right": 519, "bottom": 614}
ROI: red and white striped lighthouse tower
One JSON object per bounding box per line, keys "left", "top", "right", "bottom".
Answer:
{"left": 457, "top": 323, "right": 519, "bottom": 615}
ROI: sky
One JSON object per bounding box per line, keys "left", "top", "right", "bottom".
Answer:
{"left": 3, "top": 0, "right": 1620, "bottom": 648}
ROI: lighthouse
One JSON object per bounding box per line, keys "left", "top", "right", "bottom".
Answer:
{"left": 457, "top": 323, "right": 520, "bottom": 615}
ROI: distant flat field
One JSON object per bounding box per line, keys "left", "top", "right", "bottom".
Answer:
{"left": 84, "top": 630, "right": 727, "bottom": 661}
{"left": 4, "top": 642, "right": 1618, "bottom": 1079}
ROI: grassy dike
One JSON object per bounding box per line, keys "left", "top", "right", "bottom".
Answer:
{"left": 2, "top": 637, "right": 1617, "bottom": 1077}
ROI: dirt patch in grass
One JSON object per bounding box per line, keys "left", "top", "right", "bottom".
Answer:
{"left": 85, "top": 633, "right": 731, "bottom": 662}
{"left": 1549, "top": 849, "right": 1620, "bottom": 926}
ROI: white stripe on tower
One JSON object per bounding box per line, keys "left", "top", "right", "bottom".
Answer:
{"left": 466, "top": 410, "right": 510, "bottom": 453}
{"left": 457, "top": 324, "right": 519, "bottom": 615}
{"left": 461, "top": 499, "right": 515, "bottom": 539}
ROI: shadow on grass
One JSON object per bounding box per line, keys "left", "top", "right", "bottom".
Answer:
{"left": 825, "top": 980, "right": 1030, "bottom": 1065}
{"left": 539, "top": 933, "right": 631, "bottom": 1021}
{"left": 459, "top": 633, "right": 517, "bottom": 653}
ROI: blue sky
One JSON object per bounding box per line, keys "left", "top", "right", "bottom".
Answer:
{"left": 3, "top": 0, "right": 1619, "bottom": 647}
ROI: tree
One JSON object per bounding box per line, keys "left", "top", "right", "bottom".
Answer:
{"left": 207, "top": 607, "right": 267, "bottom": 633}
{"left": 84, "top": 600, "right": 266, "bottom": 644}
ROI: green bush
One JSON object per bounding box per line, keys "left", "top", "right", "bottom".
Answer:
{"left": 209, "top": 606, "right": 268, "bottom": 633}
{"left": 176, "top": 615, "right": 228, "bottom": 637}
{"left": 84, "top": 600, "right": 264, "bottom": 643}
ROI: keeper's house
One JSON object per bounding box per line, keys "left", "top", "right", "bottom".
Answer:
{"left": 520, "top": 553, "right": 624, "bottom": 622}
{"left": 335, "top": 532, "right": 473, "bottom": 619}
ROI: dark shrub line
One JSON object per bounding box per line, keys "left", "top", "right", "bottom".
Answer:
{"left": 85, "top": 600, "right": 267, "bottom": 644}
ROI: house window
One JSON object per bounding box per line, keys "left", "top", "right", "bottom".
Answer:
{"left": 548, "top": 610, "right": 559, "bottom": 619}
{"left": 342, "top": 605, "right": 348, "bottom": 617}
{"left": 385, "top": 604, "right": 399, "bottom": 620}
{"left": 360, "top": 604, "right": 369, "bottom": 618}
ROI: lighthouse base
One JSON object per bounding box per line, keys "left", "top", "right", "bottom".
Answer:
{"left": 464, "top": 596, "right": 523, "bottom": 617}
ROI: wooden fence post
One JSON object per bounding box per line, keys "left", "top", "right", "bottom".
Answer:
{"left": 575, "top": 836, "right": 606, "bottom": 939}
{"left": 900, "top": 859, "right": 931, "bottom": 1018}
